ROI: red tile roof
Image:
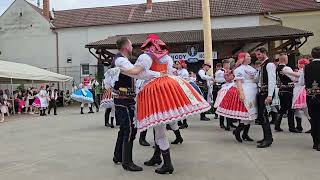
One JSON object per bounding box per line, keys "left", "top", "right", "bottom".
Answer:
{"left": 53, "top": 0, "right": 320, "bottom": 29}
{"left": 85, "top": 25, "right": 313, "bottom": 49}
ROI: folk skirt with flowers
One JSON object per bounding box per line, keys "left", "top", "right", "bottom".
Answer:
{"left": 216, "top": 83, "right": 258, "bottom": 123}
{"left": 136, "top": 75, "right": 211, "bottom": 131}
{"left": 292, "top": 85, "right": 307, "bottom": 109}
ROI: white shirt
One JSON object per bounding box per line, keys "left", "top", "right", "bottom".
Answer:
{"left": 234, "top": 65, "right": 258, "bottom": 82}
{"left": 280, "top": 64, "right": 296, "bottom": 82}
{"left": 117, "top": 55, "right": 162, "bottom": 80}
{"left": 198, "top": 69, "right": 214, "bottom": 81}
{"left": 177, "top": 68, "right": 189, "bottom": 81}
{"left": 215, "top": 69, "right": 226, "bottom": 84}
{"left": 266, "top": 62, "right": 277, "bottom": 97}
{"left": 88, "top": 80, "right": 99, "bottom": 90}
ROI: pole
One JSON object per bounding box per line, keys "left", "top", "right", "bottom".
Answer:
{"left": 202, "top": 0, "right": 213, "bottom": 74}
{"left": 10, "top": 78, "right": 15, "bottom": 115}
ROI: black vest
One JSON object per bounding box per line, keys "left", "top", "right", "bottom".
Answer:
{"left": 111, "top": 53, "right": 134, "bottom": 91}
{"left": 305, "top": 61, "right": 320, "bottom": 89}
{"left": 277, "top": 65, "right": 293, "bottom": 85}
{"left": 260, "top": 59, "right": 271, "bottom": 86}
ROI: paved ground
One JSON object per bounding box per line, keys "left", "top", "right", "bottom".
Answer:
{"left": 0, "top": 106, "right": 319, "bottom": 180}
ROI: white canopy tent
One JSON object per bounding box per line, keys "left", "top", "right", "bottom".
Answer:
{"left": 0, "top": 60, "right": 73, "bottom": 83}
{"left": 0, "top": 60, "right": 73, "bottom": 114}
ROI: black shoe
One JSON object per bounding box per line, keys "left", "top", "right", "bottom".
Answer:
{"left": 313, "top": 144, "right": 317, "bottom": 150}
{"left": 105, "top": 123, "right": 112, "bottom": 128}
{"left": 200, "top": 113, "right": 210, "bottom": 121}
{"left": 225, "top": 127, "right": 231, "bottom": 131}
{"left": 220, "top": 125, "right": 226, "bottom": 129}
{"left": 316, "top": 145, "right": 320, "bottom": 151}
{"left": 54, "top": 113, "right": 58, "bottom": 115}
{"left": 81, "top": 108, "right": 84, "bottom": 114}
{"left": 155, "top": 149, "right": 174, "bottom": 175}
{"left": 257, "top": 139, "right": 264, "bottom": 144}
{"left": 233, "top": 124, "right": 244, "bottom": 143}
{"left": 230, "top": 123, "right": 237, "bottom": 128}
{"left": 289, "top": 128, "right": 301, "bottom": 133}
{"left": 306, "top": 129, "right": 312, "bottom": 134}
{"left": 296, "top": 127, "right": 303, "bottom": 133}
{"left": 113, "top": 156, "right": 121, "bottom": 164}
{"left": 122, "top": 162, "right": 143, "bottom": 171}
{"left": 171, "top": 130, "right": 183, "bottom": 145}
{"left": 96, "top": 108, "right": 99, "bottom": 112}
{"left": 88, "top": 107, "right": 94, "bottom": 114}
{"left": 88, "top": 111, "right": 94, "bottom": 114}
{"left": 257, "top": 141, "right": 272, "bottom": 148}
{"left": 214, "top": 114, "right": 218, "bottom": 119}
{"left": 242, "top": 135, "right": 254, "bottom": 142}
{"left": 144, "top": 145, "right": 162, "bottom": 166}
{"left": 275, "top": 127, "right": 284, "bottom": 132}
{"left": 139, "top": 139, "right": 151, "bottom": 146}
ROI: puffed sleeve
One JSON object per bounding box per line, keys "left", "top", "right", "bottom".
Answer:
{"left": 135, "top": 54, "right": 153, "bottom": 70}
{"left": 233, "top": 67, "right": 244, "bottom": 80}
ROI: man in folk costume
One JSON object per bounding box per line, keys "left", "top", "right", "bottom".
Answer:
{"left": 255, "top": 47, "right": 276, "bottom": 148}
{"left": 299, "top": 47, "right": 320, "bottom": 151}
{"left": 110, "top": 37, "right": 143, "bottom": 171}
{"left": 88, "top": 74, "right": 100, "bottom": 113}
{"left": 121, "top": 34, "right": 210, "bottom": 174}
{"left": 197, "top": 63, "right": 214, "bottom": 121}
{"left": 48, "top": 84, "right": 58, "bottom": 115}
{"left": 274, "top": 53, "right": 301, "bottom": 133}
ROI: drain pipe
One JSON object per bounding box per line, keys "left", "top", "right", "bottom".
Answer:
{"left": 264, "top": 12, "right": 283, "bottom": 25}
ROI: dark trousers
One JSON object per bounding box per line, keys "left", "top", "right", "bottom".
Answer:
{"left": 307, "top": 96, "right": 320, "bottom": 146}
{"left": 276, "top": 91, "right": 295, "bottom": 130}
{"left": 48, "top": 100, "right": 57, "bottom": 114}
{"left": 90, "top": 90, "right": 99, "bottom": 110}
{"left": 257, "top": 92, "right": 273, "bottom": 142}
{"left": 113, "top": 98, "right": 137, "bottom": 160}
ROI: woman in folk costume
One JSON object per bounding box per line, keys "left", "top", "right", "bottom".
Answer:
{"left": 100, "top": 74, "right": 116, "bottom": 128}
{"left": 37, "top": 85, "right": 49, "bottom": 116}
{"left": 216, "top": 52, "right": 258, "bottom": 143}
{"left": 121, "top": 34, "right": 210, "bottom": 174}
{"left": 284, "top": 58, "right": 312, "bottom": 133}
{"left": 71, "top": 77, "right": 94, "bottom": 114}
{"left": 175, "top": 60, "right": 190, "bottom": 129}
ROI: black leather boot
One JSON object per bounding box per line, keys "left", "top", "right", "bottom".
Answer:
{"left": 296, "top": 117, "right": 303, "bottom": 132}
{"left": 88, "top": 106, "right": 94, "bottom": 113}
{"left": 242, "top": 124, "right": 254, "bottom": 141}
{"left": 139, "top": 130, "right": 150, "bottom": 146}
{"left": 54, "top": 108, "right": 57, "bottom": 115}
{"left": 200, "top": 113, "right": 210, "bottom": 121}
{"left": 110, "top": 117, "right": 115, "bottom": 128}
{"left": 80, "top": 107, "right": 84, "bottom": 114}
{"left": 225, "top": 118, "right": 231, "bottom": 131}
{"left": 274, "top": 114, "right": 284, "bottom": 132}
{"left": 171, "top": 130, "right": 183, "bottom": 145}
{"left": 155, "top": 149, "right": 174, "bottom": 174}
{"left": 105, "top": 109, "right": 111, "bottom": 127}
{"left": 144, "top": 144, "right": 162, "bottom": 166}
{"left": 179, "top": 119, "right": 188, "bottom": 129}
{"left": 122, "top": 142, "right": 143, "bottom": 171}
{"left": 233, "top": 123, "right": 245, "bottom": 143}
{"left": 219, "top": 116, "right": 225, "bottom": 129}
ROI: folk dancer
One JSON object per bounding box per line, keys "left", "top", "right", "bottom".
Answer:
{"left": 216, "top": 53, "right": 257, "bottom": 142}
{"left": 120, "top": 34, "right": 210, "bottom": 174}
{"left": 255, "top": 47, "right": 276, "bottom": 148}
{"left": 299, "top": 47, "right": 320, "bottom": 151}
{"left": 71, "top": 77, "right": 94, "bottom": 114}
{"left": 48, "top": 85, "right": 58, "bottom": 115}
{"left": 285, "top": 58, "right": 311, "bottom": 133}
{"left": 197, "top": 63, "right": 214, "bottom": 121}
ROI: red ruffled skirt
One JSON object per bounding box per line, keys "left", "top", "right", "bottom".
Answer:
{"left": 136, "top": 76, "right": 211, "bottom": 131}
{"left": 216, "top": 87, "right": 249, "bottom": 120}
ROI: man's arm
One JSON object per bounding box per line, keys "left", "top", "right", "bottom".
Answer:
{"left": 267, "top": 63, "right": 277, "bottom": 97}
{"left": 199, "top": 70, "right": 214, "bottom": 81}
{"left": 282, "top": 67, "right": 296, "bottom": 81}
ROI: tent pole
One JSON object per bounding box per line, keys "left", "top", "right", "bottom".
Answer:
{"left": 10, "top": 78, "right": 15, "bottom": 115}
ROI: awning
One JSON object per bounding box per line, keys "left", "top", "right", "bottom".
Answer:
{"left": 0, "top": 60, "right": 73, "bottom": 84}
{"left": 86, "top": 25, "right": 313, "bottom": 49}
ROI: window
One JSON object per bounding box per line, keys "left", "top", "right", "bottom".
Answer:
{"left": 81, "top": 64, "right": 90, "bottom": 76}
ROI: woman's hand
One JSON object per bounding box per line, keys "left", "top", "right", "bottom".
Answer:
{"left": 239, "top": 92, "right": 245, "bottom": 102}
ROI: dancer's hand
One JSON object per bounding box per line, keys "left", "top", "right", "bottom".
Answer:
{"left": 239, "top": 92, "right": 245, "bottom": 102}
{"left": 265, "top": 96, "right": 272, "bottom": 104}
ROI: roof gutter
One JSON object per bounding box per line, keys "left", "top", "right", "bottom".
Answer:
{"left": 264, "top": 12, "right": 283, "bottom": 26}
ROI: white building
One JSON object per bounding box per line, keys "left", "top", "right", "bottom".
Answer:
{"left": 0, "top": 0, "right": 316, "bottom": 89}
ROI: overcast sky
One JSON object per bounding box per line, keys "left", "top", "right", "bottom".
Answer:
{"left": 0, "top": 0, "right": 175, "bottom": 15}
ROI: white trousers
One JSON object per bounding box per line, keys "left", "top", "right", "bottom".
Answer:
{"left": 154, "top": 122, "right": 179, "bottom": 150}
